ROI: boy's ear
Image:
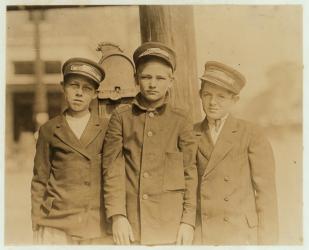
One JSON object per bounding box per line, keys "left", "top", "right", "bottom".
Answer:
{"left": 60, "top": 81, "right": 65, "bottom": 90}
{"left": 167, "top": 75, "right": 174, "bottom": 89}
{"left": 92, "top": 91, "right": 98, "bottom": 100}
{"left": 134, "top": 73, "right": 139, "bottom": 85}
{"left": 92, "top": 92, "right": 98, "bottom": 100}
{"left": 232, "top": 94, "right": 240, "bottom": 103}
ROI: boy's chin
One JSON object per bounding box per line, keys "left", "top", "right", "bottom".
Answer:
{"left": 144, "top": 95, "right": 164, "bottom": 102}
{"left": 68, "top": 106, "right": 89, "bottom": 113}
{"left": 206, "top": 113, "right": 224, "bottom": 120}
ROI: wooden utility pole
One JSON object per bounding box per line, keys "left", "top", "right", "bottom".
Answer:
{"left": 30, "top": 10, "right": 49, "bottom": 130}
{"left": 139, "top": 5, "right": 201, "bottom": 122}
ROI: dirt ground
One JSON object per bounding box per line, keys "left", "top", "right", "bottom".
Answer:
{"left": 4, "top": 126, "right": 303, "bottom": 245}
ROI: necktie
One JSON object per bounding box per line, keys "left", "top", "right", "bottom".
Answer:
{"left": 214, "top": 119, "right": 221, "bottom": 132}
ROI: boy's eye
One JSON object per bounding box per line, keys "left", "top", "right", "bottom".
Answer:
{"left": 202, "top": 93, "right": 210, "bottom": 97}
{"left": 69, "top": 83, "right": 79, "bottom": 88}
{"left": 140, "top": 75, "right": 152, "bottom": 80}
{"left": 157, "top": 76, "right": 167, "bottom": 81}
{"left": 83, "top": 86, "right": 94, "bottom": 93}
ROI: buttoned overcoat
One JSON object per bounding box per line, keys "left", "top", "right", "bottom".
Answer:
{"left": 31, "top": 111, "right": 109, "bottom": 240}
{"left": 102, "top": 97, "right": 198, "bottom": 245}
{"left": 194, "top": 116, "right": 278, "bottom": 245}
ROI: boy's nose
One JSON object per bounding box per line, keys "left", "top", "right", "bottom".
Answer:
{"left": 76, "top": 87, "right": 83, "bottom": 95}
{"left": 210, "top": 96, "right": 217, "bottom": 104}
{"left": 149, "top": 79, "right": 156, "bottom": 88}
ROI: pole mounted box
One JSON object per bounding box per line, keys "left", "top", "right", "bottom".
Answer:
{"left": 95, "top": 42, "right": 137, "bottom": 118}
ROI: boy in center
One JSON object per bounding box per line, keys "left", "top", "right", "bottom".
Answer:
{"left": 102, "top": 42, "right": 198, "bottom": 245}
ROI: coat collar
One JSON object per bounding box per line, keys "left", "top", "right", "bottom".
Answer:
{"left": 132, "top": 92, "right": 169, "bottom": 112}
{"left": 199, "top": 115, "right": 239, "bottom": 177}
{"left": 54, "top": 110, "right": 102, "bottom": 159}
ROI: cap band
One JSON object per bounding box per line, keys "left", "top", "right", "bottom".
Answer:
{"left": 139, "top": 48, "right": 171, "bottom": 60}
{"left": 67, "top": 64, "right": 102, "bottom": 82}
{"left": 204, "top": 69, "right": 235, "bottom": 87}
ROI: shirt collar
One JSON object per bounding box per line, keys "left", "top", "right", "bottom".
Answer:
{"left": 207, "top": 113, "right": 229, "bottom": 125}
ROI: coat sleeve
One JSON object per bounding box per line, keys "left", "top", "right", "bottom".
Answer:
{"left": 102, "top": 111, "right": 127, "bottom": 219}
{"left": 248, "top": 125, "right": 278, "bottom": 244}
{"left": 178, "top": 116, "right": 198, "bottom": 228}
{"left": 31, "top": 126, "right": 51, "bottom": 231}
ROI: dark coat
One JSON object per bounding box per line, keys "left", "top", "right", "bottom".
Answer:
{"left": 31, "top": 111, "right": 109, "bottom": 240}
{"left": 102, "top": 97, "right": 198, "bottom": 245}
{"left": 194, "top": 116, "right": 278, "bottom": 245}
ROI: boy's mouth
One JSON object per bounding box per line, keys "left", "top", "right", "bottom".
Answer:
{"left": 146, "top": 91, "right": 158, "bottom": 95}
{"left": 73, "top": 99, "right": 83, "bottom": 104}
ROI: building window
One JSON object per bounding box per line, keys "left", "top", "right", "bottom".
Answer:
{"left": 45, "top": 61, "right": 61, "bottom": 74}
{"left": 14, "top": 61, "right": 35, "bottom": 74}
{"left": 13, "top": 60, "right": 61, "bottom": 75}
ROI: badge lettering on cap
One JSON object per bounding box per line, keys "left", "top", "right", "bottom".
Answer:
{"left": 139, "top": 48, "right": 170, "bottom": 60}
{"left": 206, "top": 69, "right": 235, "bottom": 86}
{"left": 70, "top": 64, "right": 101, "bottom": 82}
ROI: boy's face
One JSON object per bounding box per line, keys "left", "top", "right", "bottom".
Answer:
{"left": 136, "top": 59, "right": 173, "bottom": 102}
{"left": 200, "top": 82, "right": 239, "bottom": 120}
{"left": 62, "top": 75, "right": 97, "bottom": 114}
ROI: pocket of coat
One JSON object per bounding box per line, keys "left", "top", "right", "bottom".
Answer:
{"left": 163, "top": 151, "right": 185, "bottom": 191}
{"left": 41, "top": 196, "right": 55, "bottom": 215}
{"left": 245, "top": 212, "right": 258, "bottom": 228}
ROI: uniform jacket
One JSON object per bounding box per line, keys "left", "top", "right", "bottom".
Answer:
{"left": 194, "top": 115, "right": 278, "bottom": 245}
{"left": 102, "top": 94, "right": 198, "bottom": 245}
{"left": 31, "top": 111, "right": 109, "bottom": 240}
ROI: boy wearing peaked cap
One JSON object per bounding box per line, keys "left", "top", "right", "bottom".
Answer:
{"left": 31, "top": 58, "right": 112, "bottom": 244}
{"left": 194, "top": 61, "right": 278, "bottom": 245}
{"left": 102, "top": 42, "right": 198, "bottom": 245}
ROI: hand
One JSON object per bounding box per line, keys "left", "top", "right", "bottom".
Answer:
{"left": 33, "top": 227, "right": 42, "bottom": 244}
{"left": 176, "top": 223, "right": 194, "bottom": 245}
{"left": 112, "top": 215, "right": 135, "bottom": 245}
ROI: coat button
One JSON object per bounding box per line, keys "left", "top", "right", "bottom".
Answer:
{"left": 223, "top": 216, "right": 229, "bottom": 222}
{"left": 147, "top": 131, "right": 153, "bottom": 137}
{"left": 142, "top": 194, "right": 149, "bottom": 200}
{"left": 143, "top": 172, "right": 150, "bottom": 178}
{"left": 224, "top": 197, "right": 229, "bottom": 201}
{"left": 84, "top": 181, "right": 90, "bottom": 186}
{"left": 224, "top": 176, "right": 230, "bottom": 182}
{"left": 149, "top": 112, "right": 154, "bottom": 118}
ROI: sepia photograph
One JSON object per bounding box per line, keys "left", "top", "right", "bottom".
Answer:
{"left": 2, "top": 0, "right": 305, "bottom": 247}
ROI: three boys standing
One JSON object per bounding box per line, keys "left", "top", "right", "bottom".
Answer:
{"left": 31, "top": 42, "right": 278, "bottom": 245}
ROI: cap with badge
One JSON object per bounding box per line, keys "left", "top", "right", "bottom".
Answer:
{"left": 200, "top": 61, "right": 246, "bottom": 94}
{"left": 133, "top": 42, "right": 176, "bottom": 72}
{"left": 62, "top": 57, "right": 105, "bottom": 88}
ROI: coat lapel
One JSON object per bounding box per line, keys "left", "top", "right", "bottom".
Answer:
{"left": 203, "top": 115, "right": 238, "bottom": 177}
{"left": 54, "top": 113, "right": 91, "bottom": 159}
{"left": 79, "top": 112, "right": 102, "bottom": 147}
{"left": 196, "top": 118, "right": 214, "bottom": 161}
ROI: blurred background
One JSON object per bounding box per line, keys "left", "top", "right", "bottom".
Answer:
{"left": 5, "top": 5, "right": 302, "bottom": 245}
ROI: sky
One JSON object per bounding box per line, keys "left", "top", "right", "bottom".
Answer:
{"left": 194, "top": 5, "right": 302, "bottom": 114}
